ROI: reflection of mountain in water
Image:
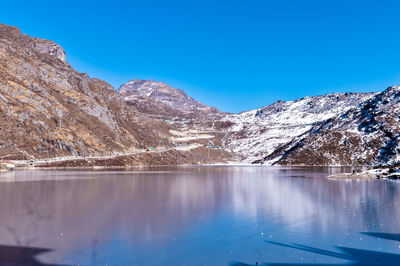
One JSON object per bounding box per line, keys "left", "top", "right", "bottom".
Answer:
{"left": 0, "top": 167, "right": 399, "bottom": 264}
{"left": 229, "top": 167, "right": 400, "bottom": 233}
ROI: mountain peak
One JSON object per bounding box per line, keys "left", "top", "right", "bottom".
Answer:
{"left": 0, "top": 23, "right": 66, "bottom": 63}
{"left": 118, "top": 79, "right": 221, "bottom": 118}
{"left": 119, "top": 79, "right": 187, "bottom": 98}
{"left": 0, "top": 23, "right": 22, "bottom": 37}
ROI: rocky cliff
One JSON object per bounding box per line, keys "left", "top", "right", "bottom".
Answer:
{"left": 0, "top": 24, "right": 173, "bottom": 160}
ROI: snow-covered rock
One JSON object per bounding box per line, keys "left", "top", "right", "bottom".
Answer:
{"left": 272, "top": 86, "right": 400, "bottom": 166}
{"left": 223, "top": 92, "right": 375, "bottom": 164}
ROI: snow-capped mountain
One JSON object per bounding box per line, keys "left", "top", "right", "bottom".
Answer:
{"left": 223, "top": 93, "right": 376, "bottom": 163}
{"left": 118, "top": 79, "right": 221, "bottom": 118}
{"left": 268, "top": 86, "right": 400, "bottom": 166}
{"left": 3, "top": 21, "right": 400, "bottom": 167}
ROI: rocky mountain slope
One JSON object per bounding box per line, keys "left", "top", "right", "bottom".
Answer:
{"left": 223, "top": 93, "right": 375, "bottom": 163}
{"left": 119, "top": 79, "right": 221, "bottom": 119}
{"left": 0, "top": 23, "right": 230, "bottom": 165}
{"left": 266, "top": 86, "right": 400, "bottom": 166}
{"left": 0, "top": 24, "right": 172, "bottom": 160}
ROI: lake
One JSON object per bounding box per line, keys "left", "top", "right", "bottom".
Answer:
{"left": 0, "top": 166, "right": 399, "bottom": 265}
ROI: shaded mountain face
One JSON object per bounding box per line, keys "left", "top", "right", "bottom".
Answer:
{"left": 271, "top": 86, "right": 400, "bottom": 166}
{"left": 119, "top": 79, "right": 221, "bottom": 119}
{"left": 223, "top": 92, "right": 375, "bottom": 163}
{"left": 0, "top": 24, "right": 168, "bottom": 160}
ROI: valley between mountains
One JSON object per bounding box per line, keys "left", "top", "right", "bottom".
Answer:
{"left": 1, "top": 23, "right": 399, "bottom": 168}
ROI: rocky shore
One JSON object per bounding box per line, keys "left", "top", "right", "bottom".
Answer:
{"left": 329, "top": 167, "right": 400, "bottom": 180}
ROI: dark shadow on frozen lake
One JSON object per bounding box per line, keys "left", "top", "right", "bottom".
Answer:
{"left": 0, "top": 245, "right": 68, "bottom": 266}
{"left": 362, "top": 232, "right": 400, "bottom": 242}
{"left": 231, "top": 233, "right": 400, "bottom": 266}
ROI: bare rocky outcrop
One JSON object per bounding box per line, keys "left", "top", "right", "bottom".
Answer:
{"left": 0, "top": 24, "right": 170, "bottom": 160}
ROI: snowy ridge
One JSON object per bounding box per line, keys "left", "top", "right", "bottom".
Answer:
{"left": 272, "top": 85, "right": 400, "bottom": 166}
{"left": 223, "top": 92, "right": 376, "bottom": 164}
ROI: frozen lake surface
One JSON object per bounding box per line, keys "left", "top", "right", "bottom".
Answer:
{"left": 0, "top": 166, "right": 399, "bottom": 265}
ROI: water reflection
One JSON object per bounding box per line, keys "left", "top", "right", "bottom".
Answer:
{"left": 0, "top": 167, "right": 399, "bottom": 265}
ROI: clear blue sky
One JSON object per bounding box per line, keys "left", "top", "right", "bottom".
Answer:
{"left": 2, "top": 0, "right": 400, "bottom": 112}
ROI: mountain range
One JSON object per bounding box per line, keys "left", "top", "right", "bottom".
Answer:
{"left": 1, "top": 23, "right": 398, "bottom": 167}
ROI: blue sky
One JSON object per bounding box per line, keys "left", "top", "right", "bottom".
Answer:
{"left": 1, "top": 0, "right": 400, "bottom": 112}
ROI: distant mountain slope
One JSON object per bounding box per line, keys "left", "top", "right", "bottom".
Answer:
{"left": 119, "top": 79, "right": 221, "bottom": 119}
{"left": 269, "top": 86, "right": 400, "bottom": 166}
{"left": 223, "top": 92, "right": 375, "bottom": 163}
{"left": 0, "top": 23, "right": 169, "bottom": 160}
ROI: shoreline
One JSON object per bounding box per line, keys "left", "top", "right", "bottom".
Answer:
{"left": 10, "top": 155, "right": 381, "bottom": 170}
{"left": 9, "top": 163, "right": 372, "bottom": 171}
{"left": 5, "top": 161, "right": 400, "bottom": 182}
{"left": 4, "top": 152, "right": 394, "bottom": 173}
{"left": 329, "top": 168, "right": 400, "bottom": 180}
{"left": 328, "top": 172, "right": 377, "bottom": 180}
{"left": 12, "top": 163, "right": 262, "bottom": 171}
